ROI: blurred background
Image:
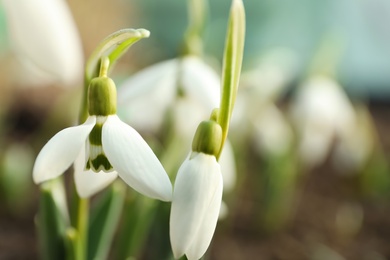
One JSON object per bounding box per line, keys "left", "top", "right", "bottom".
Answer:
{"left": 0, "top": 0, "right": 390, "bottom": 259}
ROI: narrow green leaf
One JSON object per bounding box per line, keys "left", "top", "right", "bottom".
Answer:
{"left": 64, "top": 228, "right": 78, "bottom": 260}
{"left": 85, "top": 28, "right": 150, "bottom": 83}
{"left": 37, "top": 178, "right": 69, "bottom": 260}
{"left": 217, "top": 0, "right": 245, "bottom": 159}
{"left": 88, "top": 180, "right": 126, "bottom": 260}
{"left": 114, "top": 193, "right": 158, "bottom": 259}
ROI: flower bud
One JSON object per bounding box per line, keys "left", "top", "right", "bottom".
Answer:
{"left": 88, "top": 76, "right": 117, "bottom": 116}
{"left": 192, "top": 120, "right": 222, "bottom": 157}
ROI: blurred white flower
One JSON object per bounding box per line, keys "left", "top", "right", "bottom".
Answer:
{"left": 33, "top": 115, "right": 172, "bottom": 201}
{"left": 118, "top": 55, "right": 220, "bottom": 134}
{"left": 170, "top": 152, "right": 223, "bottom": 260}
{"left": 252, "top": 104, "right": 293, "bottom": 157}
{"left": 332, "top": 105, "right": 375, "bottom": 173}
{"left": 290, "top": 75, "right": 356, "bottom": 168}
{"left": 239, "top": 48, "right": 297, "bottom": 105}
{"left": 231, "top": 48, "right": 297, "bottom": 143}
{"left": 2, "top": 0, "right": 83, "bottom": 86}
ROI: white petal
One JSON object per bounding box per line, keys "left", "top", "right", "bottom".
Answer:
{"left": 291, "top": 76, "right": 355, "bottom": 135}
{"left": 117, "top": 59, "right": 177, "bottom": 132}
{"left": 170, "top": 153, "right": 222, "bottom": 260}
{"left": 74, "top": 146, "right": 118, "bottom": 198}
{"left": 102, "top": 115, "right": 172, "bottom": 201}
{"left": 33, "top": 117, "right": 96, "bottom": 184}
{"left": 186, "top": 166, "right": 223, "bottom": 260}
{"left": 2, "top": 0, "right": 84, "bottom": 85}
{"left": 218, "top": 140, "right": 237, "bottom": 193}
{"left": 181, "top": 56, "right": 221, "bottom": 110}
{"left": 252, "top": 105, "right": 293, "bottom": 156}
{"left": 172, "top": 97, "right": 211, "bottom": 140}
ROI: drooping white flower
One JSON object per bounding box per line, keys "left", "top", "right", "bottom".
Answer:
{"left": 170, "top": 152, "right": 223, "bottom": 260}
{"left": 33, "top": 115, "right": 172, "bottom": 201}
{"left": 290, "top": 75, "right": 356, "bottom": 168}
{"left": 2, "top": 0, "right": 84, "bottom": 86}
{"left": 170, "top": 120, "right": 224, "bottom": 260}
{"left": 33, "top": 76, "right": 172, "bottom": 201}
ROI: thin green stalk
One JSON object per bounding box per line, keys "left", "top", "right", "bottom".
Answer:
{"left": 65, "top": 228, "right": 77, "bottom": 260}
{"left": 75, "top": 197, "right": 89, "bottom": 260}
{"left": 183, "top": 0, "right": 207, "bottom": 55}
{"left": 217, "top": 0, "right": 245, "bottom": 160}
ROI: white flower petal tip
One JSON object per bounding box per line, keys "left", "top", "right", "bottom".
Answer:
{"left": 170, "top": 153, "right": 223, "bottom": 260}
{"left": 33, "top": 117, "right": 96, "bottom": 184}
{"left": 75, "top": 169, "right": 118, "bottom": 198}
{"left": 133, "top": 28, "right": 150, "bottom": 38}
{"left": 74, "top": 148, "right": 118, "bottom": 198}
{"left": 102, "top": 115, "right": 173, "bottom": 201}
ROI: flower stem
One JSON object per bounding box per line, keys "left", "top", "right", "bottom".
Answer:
{"left": 183, "top": 0, "right": 207, "bottom": 56}
{"left": 75, "top": 197, "right": 89, "bottom": 260}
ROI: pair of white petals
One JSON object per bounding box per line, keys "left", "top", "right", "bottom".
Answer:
{"left": 2, "top": 0, "right": 83, "bottom": 86}
{"left": 170, "top": 152, "right": 223, "bottom": 260}
{"left": 33, "top": 115, "right": 172, "bottom": 201}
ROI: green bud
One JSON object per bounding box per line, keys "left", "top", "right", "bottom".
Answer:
{"left": 88, "top": 76, "right": 117, "bottom": 116}
{"left": 192, "top": 120, "right": 222, "bottom": 157}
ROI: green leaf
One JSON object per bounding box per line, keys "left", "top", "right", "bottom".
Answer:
{"left": 88, "top": 180, "right": 126, "bottom": 260}
{"left": 114, "top": 193, "right": 158, "bottom": 259}
{"left": 85, "top": 28, "right": 150, "bottom": 83}
{"left": 217, "top": 0, "right": 245, "bottom": 159}
{"left": 37, "top": 178, "right": 69, "bottom": 260}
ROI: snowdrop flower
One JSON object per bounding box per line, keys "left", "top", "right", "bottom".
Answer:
{"left": 170, "top": 120, "right": 223, "bottom": 260}
{"left": 118, "top": 55, "right": 220, "bottom": 134}
{"left": 2, "top": 0, "right": 83, "bottom": 86}
{"left": 33, "top": 75, "right": 172, "bottom": 201}
{"left": 290, "top": 75, "right": 355, "bottom": 168}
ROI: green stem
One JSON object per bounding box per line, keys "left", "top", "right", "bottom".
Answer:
{"left": 183, "top": 0, "right": 207, "bottom": 56}
{"left": 75, "top": 197, "right": 89, "bottom": 260}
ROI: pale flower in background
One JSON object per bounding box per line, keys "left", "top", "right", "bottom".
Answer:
{"left": 252, "top": 104, "right": 293, "bottom": 157}
{"left": 239, "top": 48, "right": 297, "bottom": 105}
{"left": 1, "top": 0, "right": 83, "bottom": 86}
{"left": 290, "top": 75, "right": 356, "bottom": 169}
{"left": 230, "top": 49, "right": 296, "bottom": 156}
{"left": 332, "top": 105, "right": 375, "bottom": 173}
{"left": 117, "top": 55, "right": 220, "bottom": 134}
{"left": 231, "top": 48, "right": 297, "bottom": 140}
